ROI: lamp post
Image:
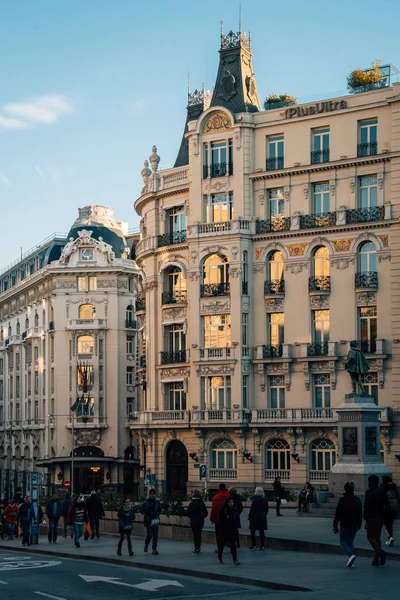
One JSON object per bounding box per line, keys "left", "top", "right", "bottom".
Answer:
{"left": 49, "top": 402, "right": 79, "bottom": 498}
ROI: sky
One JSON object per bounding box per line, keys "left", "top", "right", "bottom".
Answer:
{"left": 0, "top": 0, "right": 399, "bottom": 269}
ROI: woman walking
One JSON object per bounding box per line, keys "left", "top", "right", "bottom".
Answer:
{"left": 381, "top": 475, "right": 399, "bottom": 547}
{"left": 117, "top": 497, "right": 135, "bottom": 556}
{"left": 249, "top": 487, "right": 269, "bottom": 550}
{"left": 186, "top": 490, "right": 208, "bottom": 553}
{"left": 217, "top": 497, "right": 240, "bottom": 565}
{"left": 273, "top": 476, "right": 285, "bottom": 517}
{"left": 67, "top": 495, "right": 88, "bottom": 548}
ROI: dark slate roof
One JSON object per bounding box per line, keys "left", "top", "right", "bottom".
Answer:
{"left": 174, "top": 103, "right": 206, "bottom": 168}
{"left": 67, "top": 225, "right": 128, "bottom": 258}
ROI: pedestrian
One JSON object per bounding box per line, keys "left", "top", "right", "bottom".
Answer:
{"left": 0, "top": 500, "right": 6, "bottom": 539}
{"left": 228, "top": 487, "right": 243, "bottom": 548}
{"left": 186, "top": 490, "right": 208, "bottom": 553}
{"left": 297, "top": 482, "right": 314, "bottom": 514}
{"left": 46, "top": 492, "right": 61, "bottom": 543}
{"left": 332, "top": 481, "right": 362, "bottom": 568}
{"left": 381, "top": 474, "right": 399, "bottom": 547}
{"left": 85, "top": 490, "right": 105, "bottom": 539}
{"left": 140, "top": 489, "right": 162, "bottom": 555}
{"left": 61, "top": 494, "right": 72, "bottom": 538}
{"left": 249, "top": 487, "right": 269, "bottom": 551}
{"left": 18, "top": 495, "right": 36, "bottom": 547}
{"left": 273, "top": 476, "right": 285, "bottom": 517}
{"left": 4, "top": 499, "right": 18, "bottom": 540}
{"left": 67, "top": 495, "right": 88, "bottom": 548}
{"left": 364, "top": 474, "right": 389, "bottom": 566}
{"left": 210, "top": 483, "right": 231, "bottom": 551}
{"left": 117, "top": 497, "right": 135, "bottom": 557}
{"left": 216, "top": 497, "right": 240, "bottom": 565}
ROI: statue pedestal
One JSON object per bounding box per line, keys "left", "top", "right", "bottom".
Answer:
{"left": 329, "top": 393, "right": 388, "bottom": 494}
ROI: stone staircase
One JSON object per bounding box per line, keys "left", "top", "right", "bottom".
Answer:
{"left": 308, "top": 492, "right": 339, "bottom": 518}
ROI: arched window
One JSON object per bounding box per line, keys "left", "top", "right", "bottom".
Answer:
{"left": 202, "top": 254, "right": 230, "bottom": 297}
{"left": 126, "top": 304, "right": 134, "bottom": 328}
{"left": 33, "top": 446, "right": 39, "bottom": 460}
{"left": 310, "top": 438, "right": 336, "bottom": 482}
{"left": 34, "top": 313, "right": 39, "bottom": 327}
{"left": 77, "top": 335, "right": 94, "bottom": 355}
{"left": 79, "top": 304, "right": 96, "bottom": 320}
{"left": 312, "top": 246, "right": 329, "bottom": 277}
{"left": 266, "top": 251, "right": 284, "bottom": 294}
{"left": 265, "top": 438, "right": 291, "bottom": 479}
{"left": 163, "top": 267, "right": 186, "bottom": 304}
{"left": 210, "top": 439, "right": 237, "bottom": 479}
{"left": 358, "top": 241, "right": 377, "bottom": 273}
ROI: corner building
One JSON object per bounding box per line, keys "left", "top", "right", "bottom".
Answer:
{"left": 133, "top": 30, "right": 400, "bottom": 494}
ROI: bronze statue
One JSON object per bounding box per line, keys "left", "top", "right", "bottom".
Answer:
{"left": 344, "top": 341, "right": 370, "bottom": 394}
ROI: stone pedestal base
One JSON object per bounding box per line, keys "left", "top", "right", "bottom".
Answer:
{"left": 330, "top": 462, "right": 389, "bottom": 494}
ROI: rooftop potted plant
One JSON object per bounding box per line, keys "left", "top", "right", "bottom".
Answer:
{"left": 347, "top": 59, "right": 384, "bottom": 93}
{"left": 264, "top": 93, "right": 297, "bottom": 110}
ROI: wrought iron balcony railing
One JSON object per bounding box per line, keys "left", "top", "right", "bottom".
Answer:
{"left": 125, "top": 319, "right": 137, "bottom": 329}
{"left": 308, "top": 276, "right": 331, "bottom": 292}
{"left": 300, "top": 212, "right": 336, "bottom": 229}
{"left": 266, "top": 156, "right": 284, "bottom": 171}
{"left": 307, "top": 342, "right": 329, "bottom": 356}
{"left": 264, "top": 280, "right": 285, "bottom": 295}
{"left": 203, "top": 162, "right": 233, "bottom": 178}
{"left": 136, "top": 299, "right": 146, "bottom": 312}
{"left": 262, "top": 344, "right": 283, "bottom": 359}
{"left": 357, "top": 142, "right": 378, "bottom": 157}
{"left": 160, "top": 350, "right": 187, "bottom": 364}
{"left": 200, "top": 282, "right": 230, "bottom": 297}
{"left": 161, "top": 290, "right": 187, "bottom": 305}
{"left": 157, "top": 230, "right": 187, "bottom": 247}
{"left": 256, "top": 216, "right": 291, "bottom": 234}
{"left": 355, "top": 271, "right": 378, "bottom": 289}
{"left": 358, "top": 339, "right": 377, "bottom": 354}
{"left": 346, "top": 206, "right": 384, "bottom": 224}
{"left": 242, "top": 281, "right": 248, "bottom": 295}
{"left": 311, "top": 149, "right": 330, "bottom": 164}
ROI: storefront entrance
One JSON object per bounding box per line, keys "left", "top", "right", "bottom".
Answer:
{"left": 166, "top": 440, "right": 188, "bottom": 493}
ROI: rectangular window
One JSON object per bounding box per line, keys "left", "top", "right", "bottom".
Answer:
{"left": 89, "top": 276, "right": 97, "bottom": 291}
{"left": 203, "top": 139, "right": 233, "bottom": 178}
{"left": 77, "top": 365, "right": 94, "bottom": 387}
{"left": 0, "top": 380, "right": 3, "bottom": 400}
{"left": 34, "top": 346, "right": 39, "bottom": 360}
{"left": 242, "top": 313, "right": 248, "bottom": 346}
{"left": 269, "top": 188, "right": 285, "bottom": 219}
{"left": 76, "top": 397, "right": 94, "bottom": 418}
{"left": 359, "top": 306, "right": 377, "bottom": 342}
{"left": 359, "top": 175, "right": 377, "bottom": 209}
{"left": 34, "top": 400, "right": 39, "bottom": 418}
{"left": 10, "top": 376, "right": 13, "bottom": 398}
{"left": 126, "top": 335, "right": 133, "bottom": 354}
{"left": 77, "top": 276, "right": 87, "bottom": 292}
{"left": 166, "top": 382, "right": 187, "bottom": 411}
{"left": 167, "top": 205, "right": 186, "bottom": 233}
{"left": 269, "top": 375, "right": 285, "bottom": 408}
{"left": 34, "top": 371, "right": 39, "bottom": 392}
{"left": 311, "top": 128, "right": 330, "bottom": 163}
{"left": 203, "top": 315, "right": 231, "bottom": 348}
{"left": 126, "top": 366, "right": 134, "bottom": 386}
{"left": 80, "top": 248, "right": 94, "bottom": 261}
{"left": 16, "top": 353, "right": 20, "bottom": 368}
{"left": 202, "top": 375, "right": 231, "bottom": 410}
{"left": 361, "top": 372, "right": 378, "bottom": 404}
{"left": 126, "top": 398, "right": 133, "bottom": 417}
{"left": 205, "top": 192, "right": 234, "bottom": 223}
{"left": 267, "top": 135, "right": 284, "bottom": 170}
{"left": 167, "top": 323, "right": 186, "bottom": 352}
{"left": 16, "top": 403, "right": 20, "bottom": 420}
{"left": 242, "top": 375, "right": 248, "bottom": 408}
{"left": 313, "top": 183, "right": 330, "bottom": 215}
{"left": 268, "top": 313, "right": 284, "bottom": 345}
{"left": 358, "top": 119, "right": 377, "bottom": 156}
{"left": 313, "top": 310, "right": 330, "bottom": 343}
{"left": 314, "top": 373, "right": 331, "bottom": 408}
{"left": 16, "top": 376, "right": 20, "bottom": 396}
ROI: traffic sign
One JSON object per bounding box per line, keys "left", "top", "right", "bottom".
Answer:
{"left": 64, "top": 480, "right": 71, "bottom": 489}
{"left": 199, "top": 465, "right": 207, "bottom": 481}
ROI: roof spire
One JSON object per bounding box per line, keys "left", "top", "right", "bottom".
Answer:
{"left": 239, "top": 4, "right": 242, "bottom": 33}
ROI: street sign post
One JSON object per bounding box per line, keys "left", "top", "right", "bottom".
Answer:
{"left": 30, "top": 471, "right": 39, "bottom": 545}
{"left": 64, "top": 480, "right": 71, "bottom": 489}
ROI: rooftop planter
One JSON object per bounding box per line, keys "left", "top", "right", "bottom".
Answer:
{"left": 347, "top": 60, "right": 386, "bottom": 93}
{"left": 264, "top": 93, "right": 297, "bottom": 111}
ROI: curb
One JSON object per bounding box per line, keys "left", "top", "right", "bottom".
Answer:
{"left": 0, "top": 544, "right": 311, "bottom": 592}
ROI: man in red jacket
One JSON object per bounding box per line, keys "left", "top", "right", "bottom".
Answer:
{"left": 210, "top": 484, "right": 231, "bottom": 550}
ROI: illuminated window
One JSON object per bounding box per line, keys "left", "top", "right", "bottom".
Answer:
{"left": 77, "top": 335, "right": 94, "bottom": 355}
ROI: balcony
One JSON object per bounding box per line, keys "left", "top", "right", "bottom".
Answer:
{"left": 302, "top": 342, "right": 336, "bottom": 357}
{"left": 266, "top": 157, "right": 284, "bottom": 171}
{"left": 157, "top": 230, "right": 187, "bottom": 248}
{"left": 136, "top": 299, "right": 146, "bottom": 312}
{"left": 200, "top": 283, "right": 230, "bottom": 297}
{"left": 67, "top": 319, "right": 107, "bottom": 330}
{"left": 188, "top": 219, "right": 252, "bottom": 237}
{"left": 254, "top": 344, "right": 290, "bottom": 360}
{"left": 300, "top": 212, "right": 336, "bottom": 229}
{"left": 203, "top": 162, "right": 233, "bottom": 178}
{"left": 355, "top": 271, "right": 378, "bottom": 289}
{"left": 311, "top": 149, "right": 330, "bottom": 164}
{"left": 128, "top": 410, "right": 189, "bottom": 428}
{"left": 125, "top": 319, "right": 137, "bottom": 329}
{"left": 191, "top": 408, "right": 250, "bottom": 426}
{"left": 346, "top": 206, "right": 384, "bottom": 224}
{"left": 309, "top": 470, "right": 330, "bottom": 483}
{"left": 264, "top": 280, "right": 285, "bottom": 296}
{"left": 308, "top": 276, "right": 331, "bottom": 292}
{"left": 357, "top": 339, "right": 384, "bottom": 355}
{"left": 199, "top": 347, "right": 234, "bottom": 361}
{"left": 160, "top": 350, "right": 187, "bottom": 364}
{"left": 26, "top": 327, "right": 44, "bottom": 339}
{"left": 265, "top": 469, "right": 290, "bottom": 481}
{"left": 161, "top": 290, "right": 187, "bottom": 305}
{"left": 256, "top": 217, "right": 290, "bottom": 234}
{"left": 253, "top": 407, "right": 335, "bottom": 424}
{"left": 357, "top": 142, "right": 377, "bottom": 157}
{"left": 209, "top": 468, "right": 237, "bottom": 480}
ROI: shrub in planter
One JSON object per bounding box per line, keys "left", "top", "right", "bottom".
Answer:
{"left": 264, "top": 93, "right": 297, "bottom": 110}
{"left": 347, "top": 60, "right": 383, "bottom": 93}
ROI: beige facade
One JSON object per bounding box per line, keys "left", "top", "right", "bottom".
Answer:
{"left": 0, "top": 206, "right": 141, "bottom": 499}
{"left": 131, "top": 32, "right": 400, "bottom": 494}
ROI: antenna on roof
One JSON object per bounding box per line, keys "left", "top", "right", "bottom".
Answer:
{"left": 239, "top": 4, "right": 242, "bottom": 33}
{"left": 188, "top": 72, "right": 190, "bottom": 95}
{"left": 220, "top": 19, "right": 223, "bottom": 38}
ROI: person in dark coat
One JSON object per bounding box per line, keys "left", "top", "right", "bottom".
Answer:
{"left": 217, "top": 497, "right": 240, "bottom": 565}
{"left": 61, "top": 494, "right": 72, "bottom": 538}
{"left": 273, "top": 477, "right": 285, "bottom": 516}
{"left": 332, "top": 480, "right": 362, "bottom": 568}
{"left": 117, "top": 497, "right": 135, "bottom": 557}
{"left": 228, "top": 487, "right": 243, "bottom": 548}
{"left": 381, "top": 475, "right": 399, "bottom": 547}
{"left": 18, "top": 495, "right": 36, "bottom": 547}
{"left": 140, "top": 489, "right": 162, "bottom": 554}
{"left": 298, "top": 482, "right": 314, "bottom": 513}
{"left": 85, "top": 490, "right": 105, "bottom": 539}
{"left": 210, "top": 483, "right": 231, "bottom": 550}
{"left": 46, "top": 493, "right": 61, "bottom": 543}
{"left": 249, "top": 487, "right": 269, "bottom": 550}
{"left": 186, "top": 490, "right": 208, "bottom": 553}
{"left": 364, "top": 474, "right": 389, "bottom": 566}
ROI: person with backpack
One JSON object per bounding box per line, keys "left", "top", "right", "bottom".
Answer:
{"left": 186, "top": 490, "right": 208, "bottom": 553}
{"left": 332, "top": 481, "right": 362, "bottom": 568}
{"left": 4, "top": 499, "right": 18, "bottom": 540}
{"left": 381, "top": 475, "right": 399, "bottom": 547}
{"left": 364, "top": 474, "right": 389, "bottom": 566}
{"left": 216, "top": 497, "right": 240, "bottom": 565}
{"left": 117, "top": 497, "right": 135, "bottom": 556}
{"left": 140, "top": 489, "right": 162, "bottom": 555}
{"left": 248, "top": 487, "right": 269, "bottom": 551}
{"left": 46, "top": 493, "right": 61, "bottom": 543}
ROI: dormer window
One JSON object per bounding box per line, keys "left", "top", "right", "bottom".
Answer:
{"left": 80, "top": 248, "right": 94, "bottom": 262}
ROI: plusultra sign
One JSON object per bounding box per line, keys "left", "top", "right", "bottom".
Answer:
{"left": 285, "top": 100, "right": 348, "bottom": 119}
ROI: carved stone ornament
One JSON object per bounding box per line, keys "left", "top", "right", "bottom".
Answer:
{"left": 378, "top": 253, "right": 391, "bottom": 262}
{"left": 231, "top": 245, "right": 239, "bottom": 259}
{"left": 303, "top": 184, "right": 309, "bottom": 200}
{"left": 378, "top": 173, "right": 384, "bottom": 189}
{"left": 303, "top": 363, "right": 310, "bottom": 391}
{"left": 54, "top": 279, "right": 76, "bottom": 290}
{"left": 228, "top": 266, "right": 241, "bottom": 278}
{"left": 161, "top": 367, "right": 189, "bottom": 379}
{"left": 219, "top": 70, "right": 237, "bottom": 102}
{"left": 329, "top": 179, "right": 336, "bottom": 196}
{"left": 200, "top": 299, "right": 230, "bottom": 314}
{"left": 310, "top": 295, "right": 329, "bottom": 309}
{"left": 378, "top": 235, "right": 389, "bottom": 248}
{"left": 284, "top": 186, "right": 290, "bottom": 201}
{"left": 149, "top": 145, "right": 160, "bottom": 173}
{"left": 201, "top": 245, "right": 228, "bottom": 255}
{"left": 255, "top": 247, "right": 264, "bottom": 260}
{"left": 381, "top": 428, "right": 391, "bottom": 453}
{"left": 97, "top": 279, "right": 117, "bottom": 288}
{"left": 75, "top": 429, "right": 103, "bottom": 447}
{"left": 265, "top": 298, "right": 284, "bottom": 312}
{"left": 285, "top": 261, "right": 308, "bottom": 274}
{"left": 162, "top": 307, "right": 186, "bottom": 320}
{"left": 253, "top": 263, "right": 265, "bottom": 274}
{"left": 242, "top": 297, "right": 250, "bottom": 311}
{"left": 330, "top": 257, "right": 354, "bottom": 270}
{"left": 286, "top": 243, "right": 308, "bottom": 257}
{"left": 190, "top": 250, "right": 198, "bottom": 264}
{"left": 356, "top": 291, "right": 377, "bottom": 306}
{"left": 203, "top": 112, "right": 232, "bottom": 134}
{"left": 332, "top": 238, "right": 353, "bottom": 252}
{"left": 59, "top": 230, "right": 116, "bottom": 265}
{"left": 188, "top": 271, "right": 200, "bottom": 282}
{"left": 141, "top": 160, "right": 152, "bottom": 193}
{"left": 196, "top": 364, "right": 234, "bottom": 376}
{"left": 350, "top": 177, "right": 356, "bottom": 193}
{"left": 258, "top": 190, "right": 265, "bottom": 204}
{"left": 144, "top": 280, "right": 158, "bottom": 292}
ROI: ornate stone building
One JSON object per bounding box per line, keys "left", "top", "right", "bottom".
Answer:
{"left": 131, "top": 29, "right": 400, "bottom": 494}
{"left": 0, "top": 206, "right": 141, "bottom": 499}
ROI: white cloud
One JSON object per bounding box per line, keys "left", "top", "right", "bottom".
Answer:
{"left": 35, "top": 166, "right": 46, "bottom": 181}
{"left": 0, "top": 172, "right": 12, "bottom": 187}
{"left": 0, "top": 94, "right": 74, "bottom": 130}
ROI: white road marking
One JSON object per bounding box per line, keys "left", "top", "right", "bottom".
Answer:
{"left": 0, "top": 580, "right": 10, "bottom": 585}
{"left": 0, "top": 560, "right": 61, "bottom": 571}
{"left": 35, "top": 592, "right": 66, "bottom": 600}
{"left": 79, "top": 575, "right": 184, "bottom": 591}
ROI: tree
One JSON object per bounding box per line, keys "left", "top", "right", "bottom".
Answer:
{"left": 347, "top": 60, "right": 383, "bottom": 94}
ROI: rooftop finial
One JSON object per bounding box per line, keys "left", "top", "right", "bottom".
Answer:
{"left": 220, "top": 19, "right": 223, "bottom": 39}
{"left": 239, "top": 4, "right": 242, "bottom": 33}
{"left": 188, "top": 71, "right": 190, "bottom": 95}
